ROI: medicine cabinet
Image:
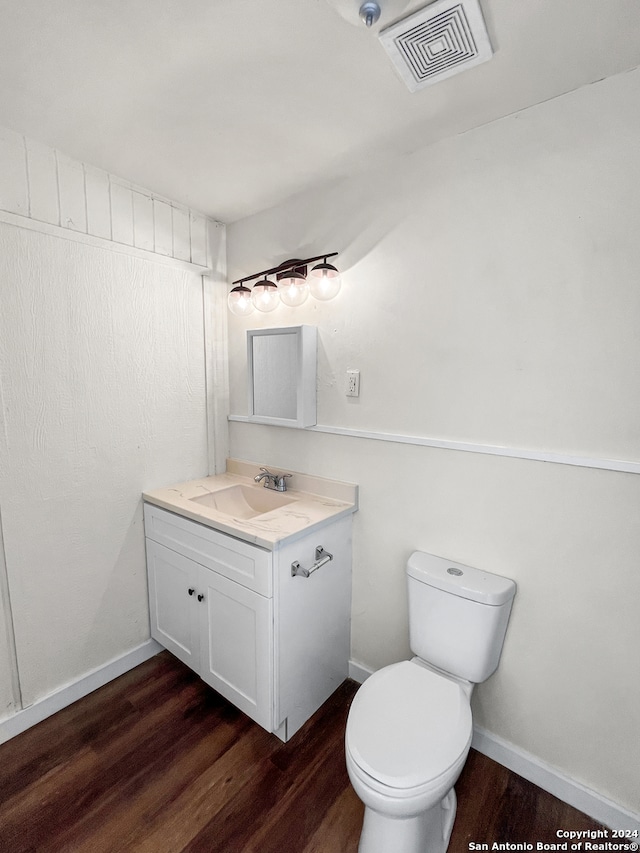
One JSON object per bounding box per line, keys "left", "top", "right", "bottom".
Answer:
{"left": 247, "top": 325, "right": 317, "bottom": 428}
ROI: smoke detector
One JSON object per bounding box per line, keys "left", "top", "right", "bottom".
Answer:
{"left": 379, "top": 0, "right": 493, "bottom": 92}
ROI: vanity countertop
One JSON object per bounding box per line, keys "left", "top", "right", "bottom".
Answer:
{"left": 142, "top": 459, "right": 358, "bottom": 550}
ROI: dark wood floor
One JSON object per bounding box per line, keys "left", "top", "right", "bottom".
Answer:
{"left": 0, "top": 652, "right": 604, "bottom": 852}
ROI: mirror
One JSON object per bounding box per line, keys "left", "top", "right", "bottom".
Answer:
{"left": 247, "top": 325, "right": 317, "bottom": 427}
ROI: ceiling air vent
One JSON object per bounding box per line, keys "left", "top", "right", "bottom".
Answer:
{"left": 379, "top": 0, "right": 493, "bottom": 92}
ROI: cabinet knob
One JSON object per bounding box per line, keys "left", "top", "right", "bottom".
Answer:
{"left": 188, "top": 588, "right": 195, "bottom": 596}
{"left": 197, "top": 593, "right": 205, "bottom": 602}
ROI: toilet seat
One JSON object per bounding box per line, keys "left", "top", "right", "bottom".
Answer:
{"left": 346, "top": 661, "right": 472, "bottom": 791}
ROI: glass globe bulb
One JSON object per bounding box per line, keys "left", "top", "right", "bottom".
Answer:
{"left": 278, "top": 271, "right": 309, "bottom": 307}
{"left": 228, "top": 284, "right": 254, "bottom": 317}
{"left": 309, "top": 263, "right": 341, "bottom": 301}
{"left": 251, "top": 279, "right": 279, "bottom": 313}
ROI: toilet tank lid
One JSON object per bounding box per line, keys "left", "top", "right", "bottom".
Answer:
{"left": 406, "top": 552, "right": 516, "bottom": 605}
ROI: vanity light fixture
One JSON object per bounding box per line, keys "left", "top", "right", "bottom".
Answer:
{"left": 228, "top": 253, "right": 341, "bottom": 316}
{"left": 278, "top": 268, "right": 310, "bottom": 307}
{"left": 251, "top": 277, "right": 279, "bottom": 313}
{"left": 227, "top": 283, "right": 254, "bottom": 317}
{"left": 309, "top": 260, "right": 342, "bottom": 301}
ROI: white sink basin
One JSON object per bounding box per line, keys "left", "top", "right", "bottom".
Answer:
{"left": 189, "top": 484, "right": 295, "bottom": 519}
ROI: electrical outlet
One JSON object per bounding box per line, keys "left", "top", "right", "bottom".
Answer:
{"left": 346, "top": 369, "right": 360, "bottom": 397}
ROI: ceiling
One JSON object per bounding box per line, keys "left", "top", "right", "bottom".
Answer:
{"left": 0, "top": 0, "right": 639, "bottom": 223}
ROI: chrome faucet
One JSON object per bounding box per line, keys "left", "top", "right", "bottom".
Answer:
{"left": 254, "top": 467, "right": 292, "bottom": 492}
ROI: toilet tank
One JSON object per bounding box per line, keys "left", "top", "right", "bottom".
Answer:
{"left": 406, "top": 552, "right": 516, "bottom": 683}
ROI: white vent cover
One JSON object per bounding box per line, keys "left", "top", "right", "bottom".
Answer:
{"left": 379, "top": 0, "right": 493, "bottom": 92}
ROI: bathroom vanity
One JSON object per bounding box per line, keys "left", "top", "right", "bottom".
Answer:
{"left": 143, "top": 460, "right": 357, "bottom": 741}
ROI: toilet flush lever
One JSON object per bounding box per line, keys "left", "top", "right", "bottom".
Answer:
{"left": 291, "top": 546, "right": 333, "bottom": 578}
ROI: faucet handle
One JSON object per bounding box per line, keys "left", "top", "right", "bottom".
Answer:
{"left": 275, "top": 473, "right": 292, "bottom": 492}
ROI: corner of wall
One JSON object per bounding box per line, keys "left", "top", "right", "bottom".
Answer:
{"left": 204, "top": 219, "right": 229, "bottom": 474}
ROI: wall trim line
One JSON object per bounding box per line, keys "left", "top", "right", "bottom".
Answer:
{"left": 0, "top": 209, "right": 210, "bottom": 274}
{"left": 0, "top": 639, "right": 163, "bottom": 746}
{"left": 347, "top": 660, "right": 639, "bottom": 832}
{"left": 229, "top": 416, "right": 640, "bottom": 475}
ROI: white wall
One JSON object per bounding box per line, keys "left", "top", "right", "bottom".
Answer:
{"left": 0, "top": 224, "right": 210, "bottom": 707}
{"left": 226, "top": 67, "right": 640, "bottom": 815}
{"left": 0, "top": 130, "right": 223, "bottom": 722}
{"left": 0, "top": 126, "right": 211, "bottom": 265}
{"left": 0, "top": 523, "right": 18, "bottom": 717}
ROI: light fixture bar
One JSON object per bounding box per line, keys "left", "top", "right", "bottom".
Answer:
{"left": 232, "top": 252, "right": 338, "bottom": 286}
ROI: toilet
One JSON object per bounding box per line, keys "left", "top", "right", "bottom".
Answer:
{"left": 345, "top": 551, "right": 516, "bottom": 853}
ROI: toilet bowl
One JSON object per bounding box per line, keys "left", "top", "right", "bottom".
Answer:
{"left": 345, "top": 660, "right": 473, "bottom": 853}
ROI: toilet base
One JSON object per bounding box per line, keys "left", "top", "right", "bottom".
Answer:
{"left": 358, "top": 788, "right": 457, "bottom": 853}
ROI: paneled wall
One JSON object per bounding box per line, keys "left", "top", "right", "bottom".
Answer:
{"left": 226, "top": 67, "right": 640, "bottom": 818}
{"left": 0, "top": 223, "right": 210, "bottom": 711}
{"left": 0, "top": 533, "right": 18, "bottom": 718}
{"left": 0, "top": 130, "right": 222, "bottom": 729}
{"left": 0, "top": 126, "right": 211, "bottom": 265}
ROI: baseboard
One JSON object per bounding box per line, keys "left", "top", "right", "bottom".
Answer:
{"left": 348, "top": 659, "right": 374, "bottom": 683}
{"left": 0, "top": 639, "right": 163, "bottom": 745}
{"left": 472, "top": 726, "right": 640, "bottom": 833}
{"left": 348, "top": 659, "right": 639, "bottom": 832}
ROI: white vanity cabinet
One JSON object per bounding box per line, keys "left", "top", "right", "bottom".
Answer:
{"left": 145, "top": 532, "right": 274, "bottom": 729}
{"left": 143, "top": 502, "right": 352, "bottom": 741}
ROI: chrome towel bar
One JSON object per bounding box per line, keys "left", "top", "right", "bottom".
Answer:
{"left": 291, "top": 546, "right": 333, "bottom": 578}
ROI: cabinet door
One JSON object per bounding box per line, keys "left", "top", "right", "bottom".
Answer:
{"left": 198, "top": 568, "right": 273, "bottom": 731}
{"left": 146, "top": 540, "right": 200, "bottom": 669}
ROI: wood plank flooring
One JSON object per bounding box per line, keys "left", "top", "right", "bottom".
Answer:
{"left": 0, "top": 652, "right": 605, "bottom": 852}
